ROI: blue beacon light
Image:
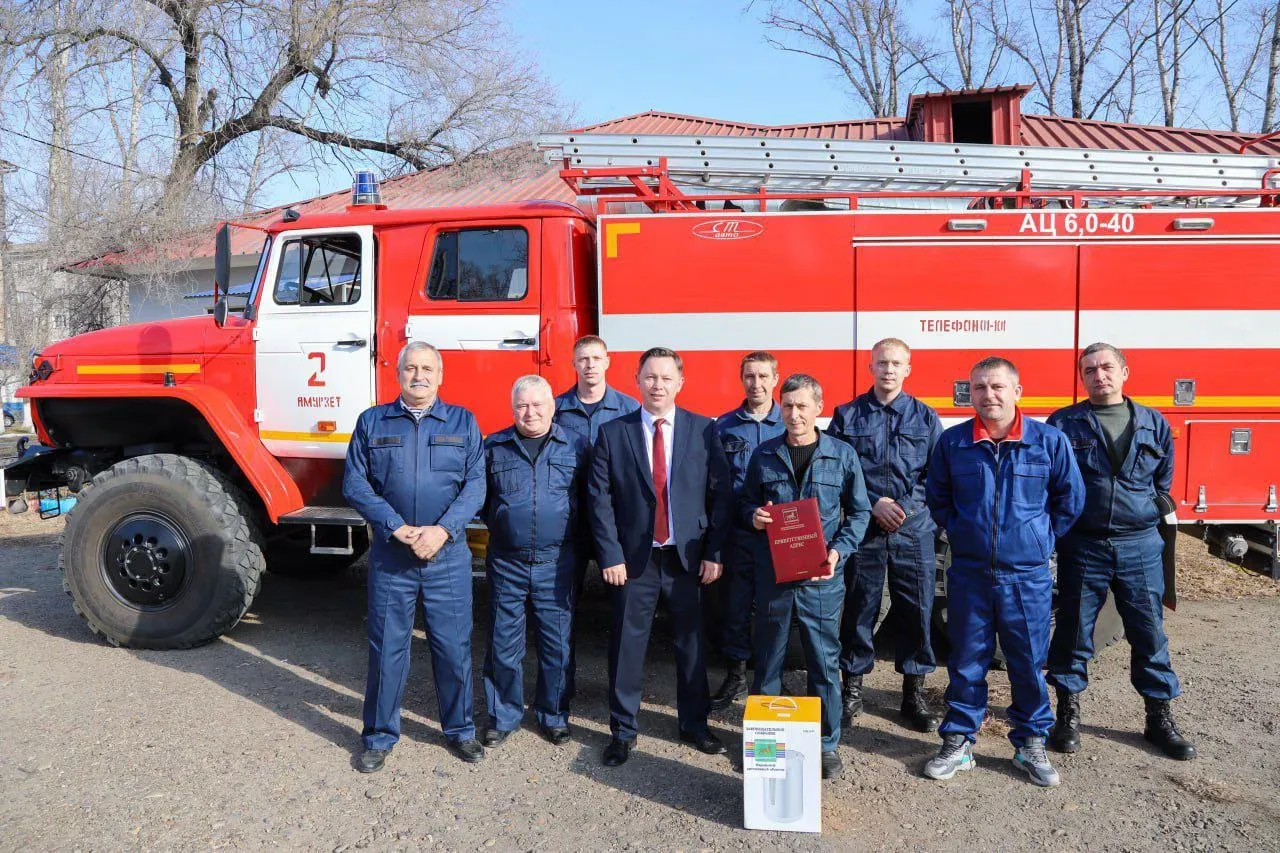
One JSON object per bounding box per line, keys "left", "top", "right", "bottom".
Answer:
{"left": 352, "top": 170, "right": 381, "bottom": 206}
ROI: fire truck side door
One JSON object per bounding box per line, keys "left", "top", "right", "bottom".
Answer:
{"left": 403, "top": 219, "right": 542, "bottom": 434}
{"left": 253, "top": 225, "right": 376, "bottom": 460}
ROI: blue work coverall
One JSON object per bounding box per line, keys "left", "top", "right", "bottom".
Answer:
{"left": 741, "top": 433, "right": 872, "bottom": 752}
{"left": 553, "top": 385, "right": 641, "bottom": 447}
{"left": 926, "top": 413, "right": 1084, "bottom": 746}
{"left": 827, "top": 390, "right": 943, "bottom": 677}
{"left": 481, "top": 424, "right": 589, "bottom": 731}
{"left": 712, "top": 401, "right": 785, "bottom": 663}
{"left": 343, "top": 399, "right": 486, "bottom": 750}
{"left": 1046, "top": 399, "right": 1181, "bottom": 700}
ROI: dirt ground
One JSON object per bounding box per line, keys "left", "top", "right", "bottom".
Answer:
{"left": 1, "top": 510, "right": 1277, "bottom": 852}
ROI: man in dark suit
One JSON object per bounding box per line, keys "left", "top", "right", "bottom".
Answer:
{"left": 589, "top": 346, "right": 732, "bottom": 767}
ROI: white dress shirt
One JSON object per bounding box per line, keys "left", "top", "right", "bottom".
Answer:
{"left": 640, "top": 406, "right": 676, "bottom": 547}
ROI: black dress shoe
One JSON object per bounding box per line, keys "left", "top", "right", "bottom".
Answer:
{"left": 538, "top": 722, "right": 572, "bottom": 745}
{"left": 448, "top": 738, "right": 485, "bottom": 763}
{"left": 679, "top": 729, "right": 727, "bottom": 755}
{"left": 482, "top": 727, "right": 512, "bottom": 747}
{"left": 602, "top": 737, "right": 632, "bottom": 766}
{"left": 357, "top": 748, "right": 389, "bottom": 773}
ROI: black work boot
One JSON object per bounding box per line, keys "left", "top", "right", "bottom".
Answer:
{"left": 1050, "top": 687, "right": 1082, "bottom": 754}
{"left": 710, "top": 660, "right": 748, "bottom": 711}
{"left": 841, "top": 673, "right": 864, "bottom": 723}
{"left": 1144, "top": 697, "right": 1197, "bottom": 761}
{"left": 900, "top": 674, "right": 939, "bottom": 732}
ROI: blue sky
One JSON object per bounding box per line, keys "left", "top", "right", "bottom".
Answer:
{"left": 506, "top": 0, "right": 867, "bottom": 127}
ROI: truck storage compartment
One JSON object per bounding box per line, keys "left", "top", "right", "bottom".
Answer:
{"left": 1182, "top": 421, "right": 1280, "bottom": 511}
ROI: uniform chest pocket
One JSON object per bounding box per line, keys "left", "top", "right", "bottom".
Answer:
{"left": 760, "top": 471, "right": 792, "bottom": 504}
{"left": 1011, "top": 462, "right": 1050, "bottom": 507}
{"left": 369, "top": 436, "right": 404, "bottom": 479}
{"left": 490, "top": 460, "right": 524, "bottom": 494}
{"left": 430, "top": 434, "right": 466, "bottom": 471}
{"left": 810, "top": 472, "right": 846, "bottom": 518}
{"left": 548, "top": 460, "right": 577, "bottom": 491}
{"left": 897, "top": 430, "right": 931, "bottom": 465}
{"left": 1070, "top": 437, "right": 1103, "bottom": 473}
{"left": 1127, "top": 435, "right": 1166, "bottom": 483}
{"left": 846, "top": 430, "right": 879, "bottom": 461}
{"left": 721, "top": 436, "right": 749, "bottom": 457}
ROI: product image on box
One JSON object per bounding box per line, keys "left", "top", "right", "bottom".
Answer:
{"left": 743, "top": 695, "right": 822, "bottom": 833}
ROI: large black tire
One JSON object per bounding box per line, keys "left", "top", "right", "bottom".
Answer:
{"left": 60, "top": 453, "right": 266, "bottom": 649}
{"left": 265, "top": 525, "right": 369, "bottom": 578}
{"left": 3, "top": 410, "right": 14, "bottom": 430}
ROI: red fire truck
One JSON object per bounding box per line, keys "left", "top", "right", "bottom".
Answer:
{"left": 4, "top": 132, "right": 1277, "bottom": 648}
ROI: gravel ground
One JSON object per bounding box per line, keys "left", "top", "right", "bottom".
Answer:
{"left": 1, "top": 510, "right": 1278, "bottom": 852}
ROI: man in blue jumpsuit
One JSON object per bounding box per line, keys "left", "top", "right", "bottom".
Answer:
{"left": 481, "top": 375, "right": 589, "bottom": 748}
{"left": 828, "top": 338, "right": 944, "bottom": 732}
{"left": 924, "top": 356, "right": 1084, "bottom": 787}
{"left": 709, "top": 350, "right": 784, "bottom": 710}
{"left": 344, "top": 341, "right": 487, "bottom": 773}
{"left": 554, "top": 334, "right": 641, "bottom": 446}
{"left": 1047, "top": 343, "right": 1196, "bottom": 760}
{"left": 553, "top": 334, "right": 640, "bottom": 711}
{"left": 742, "top": 373, "right": 871, "bottom": 780}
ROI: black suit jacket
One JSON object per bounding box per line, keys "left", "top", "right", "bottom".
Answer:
{"left": 588, "top": 407, "right": 731, "bottom": 577}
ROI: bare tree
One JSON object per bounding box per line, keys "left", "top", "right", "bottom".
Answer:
{"left": 998, "top": 0, "right": 1146, "bottom": 118}
{"left": 8, "top": 0, "right": 562, "bottom": 212}
{"left": 1261, "top": 0, "right": 1280, "bottom": 129}
{"left": 1196, "top": 0, "right": 1267, "bottom": 130}
{"left": 1152, "top": 0, "right": 1184, "bottom": 124}
{"left": 929, "top": 0, "right": 1010, "bottom": 89}
{"left": 753, "top": 0, "right": 934, "bottom": 116}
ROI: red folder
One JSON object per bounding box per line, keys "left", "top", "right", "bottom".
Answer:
{"left": 766, "top": 497, "right": 829, "bottom": 583}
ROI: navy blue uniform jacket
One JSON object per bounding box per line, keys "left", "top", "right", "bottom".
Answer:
{"left": 342, "top": 399, "right": 486, "bottom": 570}
{"left": 1047, "top": 399, "right": 1173, "bottom": 539}
{"left": 588, "top": 407, "right": 732, "bottom": 577}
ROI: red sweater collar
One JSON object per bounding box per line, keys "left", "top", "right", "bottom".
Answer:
{"left": 973, "top": 407, "right": 1024, "bottom": 443}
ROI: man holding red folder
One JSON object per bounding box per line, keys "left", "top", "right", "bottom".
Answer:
{"left": 741, "top": 373, "right": 871, "bottom": 780}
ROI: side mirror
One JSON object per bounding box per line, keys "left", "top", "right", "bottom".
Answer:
{"left": 212, "top": 298, "right": 229, "bottom": 328}
{"left": 214, "top": 223, "right": 231, "bottom": 299}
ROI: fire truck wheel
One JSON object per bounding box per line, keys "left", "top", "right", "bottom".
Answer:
{"left": 60, "top": 453, "right": 266, "bottom": 649}
{"left": 265, "top": 526, "right": 370, "bottom": 578}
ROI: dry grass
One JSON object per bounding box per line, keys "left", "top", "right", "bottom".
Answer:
{"left": 1175, "top": 531, "right": 1279, "bottom": 602}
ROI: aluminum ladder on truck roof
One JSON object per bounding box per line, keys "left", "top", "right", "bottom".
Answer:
{"left": 535, "top": 132, "right": 1280, "bottom": 208}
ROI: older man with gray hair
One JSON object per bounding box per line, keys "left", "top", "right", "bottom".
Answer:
{"left": 480, "top": 375, "right": 590, "bottom": 748}
{"left": 344, "top": 340, "right": 487, "bottom": 772}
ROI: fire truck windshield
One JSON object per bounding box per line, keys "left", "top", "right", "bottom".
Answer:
{"left": 243, "top": 235, "right": 272, "bottom": 318}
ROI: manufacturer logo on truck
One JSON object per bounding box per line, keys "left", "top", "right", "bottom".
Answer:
{"left": 692, "top": 219, "right": 764, "bottom": 240}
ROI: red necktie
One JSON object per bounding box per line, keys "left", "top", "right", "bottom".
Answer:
{"left": 653, "top": 417, "right": 669, "bottom": 543}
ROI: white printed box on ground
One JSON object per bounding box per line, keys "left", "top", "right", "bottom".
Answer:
{"left": 743, "top": 695, "right": 822, "bottom": 833}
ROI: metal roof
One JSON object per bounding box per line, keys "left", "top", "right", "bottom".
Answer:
{"left": 1021, "top": 113, "right": 1280, "bottom": 156}
{"left": 72, "top": 103, "right": 1280, "bottom": 271}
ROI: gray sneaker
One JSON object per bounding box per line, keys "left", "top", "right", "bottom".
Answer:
{"left": 922, "top": 733, "right": 976, "bottom": 780}
{"left": 1013, "top": 736, "right": 1061, "bottom": 787}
